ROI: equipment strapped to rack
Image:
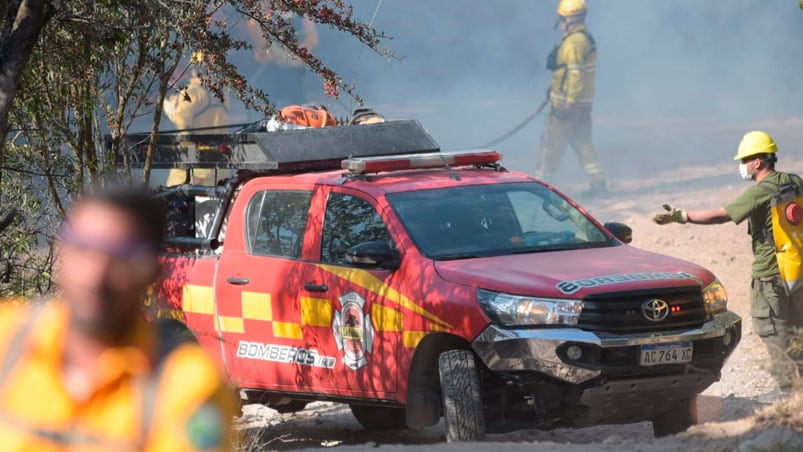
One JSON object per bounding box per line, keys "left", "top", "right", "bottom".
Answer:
{"left": 119, "top": 120, "right": 440, "bottom": 173}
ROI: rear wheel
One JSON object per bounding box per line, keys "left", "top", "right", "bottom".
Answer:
{"left": 153, "top": 318, "right": 198, "bottom": 346}
{"left": 652, "top": 396, "right": 697, "bottom": 437}
{"left": 349, "top": 404, "right": 407, "bottom": 430}
{"left": 438, "top": 349, "right": 487, "bottom": 442}
{"left": 272, "top": 400, "right": 308, "bottom": 414}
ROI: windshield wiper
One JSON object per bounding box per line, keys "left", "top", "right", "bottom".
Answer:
{"left": 433, "top": 252, "right": 487, "bottom": 261}
{"left": 507, "top": 242, "right": 610, "bottom": 254}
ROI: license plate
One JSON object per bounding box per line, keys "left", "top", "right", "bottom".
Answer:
{"left": 639, "top": 342, "right": 693, "bottom": 367}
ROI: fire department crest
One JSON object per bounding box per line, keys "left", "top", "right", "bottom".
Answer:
{"left": 332, "top": 292, "right": 375, "bottom": 370}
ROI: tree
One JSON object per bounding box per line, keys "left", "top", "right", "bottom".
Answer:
{"left": 0, "top": 0, "right": 59, "bottom": 188}
{"left": 0, "top": 0, "right": 388, "bottom": 298}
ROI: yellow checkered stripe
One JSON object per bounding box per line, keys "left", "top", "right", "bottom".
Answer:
{"left": 182, "top": 285, "right": 316, "bottom": 339}
{"left": 181, "top": 282, "right": 445, "bottom": 349}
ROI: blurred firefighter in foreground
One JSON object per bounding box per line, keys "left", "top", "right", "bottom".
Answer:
{"left": 163, "top": 66, "right": 230, "bottom": 187}
{"left": 653, "top": 131, "right": 803, "bottom": 392}
{"left": 536, "top": 0, "right": 606, "bottom": 196}
{"left": 0, "top": 185, "right": 235, "bottom": 451}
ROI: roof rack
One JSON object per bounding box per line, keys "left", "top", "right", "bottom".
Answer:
{"left": 118, "top": 120, "right": 440, "bottom": 173}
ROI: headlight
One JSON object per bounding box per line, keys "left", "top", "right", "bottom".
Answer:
{"left": 477, "top": 289, "right": 582, "bottom": 326}
{"left": 702, "top": 280, "right": 728, "bottom": 315}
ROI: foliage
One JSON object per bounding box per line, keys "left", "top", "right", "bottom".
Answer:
{"left": 0, "top": 143, "right": 63, "bottom": 298}
{"left": 0, "top": 0, "right": 388, "bottom": 297}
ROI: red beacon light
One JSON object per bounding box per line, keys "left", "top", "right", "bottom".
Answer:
{"left": 342, "top": 150, "right": 502, "bottom": 174}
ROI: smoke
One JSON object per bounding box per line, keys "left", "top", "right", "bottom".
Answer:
{"left": 156, "top": 1, "right": 803, "bottom": 190}
{"left": 313, "top": 0, "right": 803, "bottom": 187}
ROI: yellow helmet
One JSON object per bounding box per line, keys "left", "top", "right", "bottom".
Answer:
{"left": 557, "top": 0, "right": 587, "bottom": 17}
{"left": 190, "top": 50, "right": 204, "bottom": 65}
{"left": 734, "top": 131, "right": 778, "bottom": 160}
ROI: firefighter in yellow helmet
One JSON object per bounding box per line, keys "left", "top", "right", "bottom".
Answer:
{"left": 163, "top": 67, "right": 230, "bottom": 187}
{"left": 536, "top": 0, "right": 606, "bottom": 196}
{"left": 652, "top": 131, "right": 803, "bottom": 392}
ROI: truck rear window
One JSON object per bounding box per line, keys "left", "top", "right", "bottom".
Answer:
{"left": 246, "top": 190, "right": 312, "bottom": 258}
{"left": 386, "top": 182, "right": 611, "bottom": 259}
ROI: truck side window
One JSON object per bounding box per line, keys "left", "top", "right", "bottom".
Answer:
{"left": 321, "top": 193, "right": 393, "bottom": 265}
{"left": 246, "top": 190, "right": 312, "bottom": 258}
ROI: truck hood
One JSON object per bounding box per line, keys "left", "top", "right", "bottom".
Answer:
{"left": 433, "top": 245, "right": 715, "bottom": 298}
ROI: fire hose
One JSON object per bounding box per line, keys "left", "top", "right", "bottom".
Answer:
{"left": 474, "top": 94, "right": 550, "bottom": 149}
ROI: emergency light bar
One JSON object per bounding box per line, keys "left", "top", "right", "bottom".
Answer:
{"left": 342, "top": 150, "right": 502, "bottom": 174}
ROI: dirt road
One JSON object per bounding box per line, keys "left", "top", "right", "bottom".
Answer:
{"left": 235, "top": 158, "right": 803, "bottom": 451}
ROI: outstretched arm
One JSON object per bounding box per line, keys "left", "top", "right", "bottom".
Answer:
{"left": 653, "top": 205, "right": 731, "bottom": 225}
{"left": 687, "top": 208, "right": 731, "bottom": 225}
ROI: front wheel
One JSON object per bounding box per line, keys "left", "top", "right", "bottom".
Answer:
{"left": 438, "top": 349, "right": 487, "bottom": 442}
{"left": 652, "top": 396, "right": 697, "bottom": 437}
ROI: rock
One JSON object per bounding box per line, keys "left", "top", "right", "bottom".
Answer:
{"left": 738, "top": 427, "right": 803, "bottom": 451}
{"left": 602, "top": 434, "right": 623, "bottom": 445}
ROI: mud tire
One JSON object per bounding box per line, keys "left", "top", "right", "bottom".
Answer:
{"left": 438, "top": 349, "right": 487, "bottom": 442}
{"left": 349, "top": 404, "right": 407, "bottom": 430}
{"left": 652, "top": 396, "right": 697, "bottom": 437}
{"left": 272, "top": 400, "right": 308, "bottom": 414}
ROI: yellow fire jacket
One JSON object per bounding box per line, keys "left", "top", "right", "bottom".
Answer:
{"left": 548, "top": 24, "right": 597, "bottom": 109}
{"left": 0, "top": 302, "right": 236, "bottom": 452}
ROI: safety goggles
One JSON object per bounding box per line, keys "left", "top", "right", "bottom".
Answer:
{"left": 58, "top": 223, "right": 159, "bottom": 262}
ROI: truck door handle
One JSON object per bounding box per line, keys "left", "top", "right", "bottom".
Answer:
{"left": 303, "top": 283, "right": 328, "bottom": 292}
{"left": 226, "top": 276, "right": 250, "bottom": 285}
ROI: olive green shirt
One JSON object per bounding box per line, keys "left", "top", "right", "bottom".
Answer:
{"left": 723, "top": 171, "right": 798, "bottom": 278}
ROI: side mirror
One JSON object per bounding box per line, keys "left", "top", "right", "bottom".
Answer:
{"left": 604, "top": 222, "right": 632, "bottom": 244}
{"left": 345, "top": 241, "right": 401, "bottom": 270}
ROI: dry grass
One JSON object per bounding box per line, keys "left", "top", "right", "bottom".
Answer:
{"left": 754, "top": 389, "right": 803, "bottom": 433}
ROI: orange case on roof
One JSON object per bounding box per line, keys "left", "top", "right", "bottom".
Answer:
{"left": 278, "top": 105, "right": 336, "bottom": 128}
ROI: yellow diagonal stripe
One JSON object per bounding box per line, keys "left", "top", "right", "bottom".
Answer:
{"left": 429, "top": 323, "right": 449, "bottom": 332}
{"left": 242, "top": 291, "right": 272, "bottom": 321}
{"left": 301, "top": 297, "right": 332, "bottom": 327}
{"left": 316, "top": 264, "right": 451, "bottom": 329}
{"left": 182, "top": 285, "right": 214, "bottom": 314}
{"left": 403, "top": 331, "right": 427, "bottom": 349}
{"left": 273, "top": 322, "right": 303, "bottom": 340}
{"left": 372, "top": 305, "right": 403, "bottom": 332}
{"left": 216, "top": 316, "right": 244, "bottom": 334}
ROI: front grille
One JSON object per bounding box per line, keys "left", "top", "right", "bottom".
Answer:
{"left": 577, "top": 286, "right": 707, "bottom": 333}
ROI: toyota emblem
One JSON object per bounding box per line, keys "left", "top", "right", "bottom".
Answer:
{"left": 642, "top": 299, "right": 670, "bottom": 322}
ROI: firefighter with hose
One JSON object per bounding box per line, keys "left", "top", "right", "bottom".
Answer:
{"left": 652, "top": 131, "right": 803, "bottom": 392}
{"left": 535, "top": 0, "right": 606, "bottom": 197}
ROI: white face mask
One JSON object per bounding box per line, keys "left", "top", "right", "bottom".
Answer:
{"left": 739, "top": 162, "right": 753, "bottom": 181}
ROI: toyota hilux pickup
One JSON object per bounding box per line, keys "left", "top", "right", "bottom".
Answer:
{"left": 141, "top": 120, "right": 741, "bottom": 441}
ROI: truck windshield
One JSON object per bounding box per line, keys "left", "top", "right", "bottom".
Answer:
{"left": 386, "top": 182, "right": 612, "bottom": 259}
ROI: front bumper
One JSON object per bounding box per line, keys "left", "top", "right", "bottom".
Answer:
{"left": 472, "top": 311, "right": 741, "bottom": 384}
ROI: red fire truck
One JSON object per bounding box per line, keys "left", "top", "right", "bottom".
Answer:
{"left": 140, "top": 120, "right": 741, "bottom": 441}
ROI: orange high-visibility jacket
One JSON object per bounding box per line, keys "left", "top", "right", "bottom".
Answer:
{"left": 0, "top": 302, "right": 236, "bottom": 452}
